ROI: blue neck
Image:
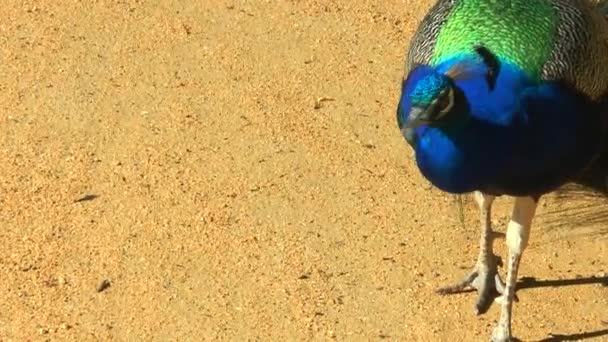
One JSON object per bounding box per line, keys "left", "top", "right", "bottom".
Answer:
{"left": 401, "top": 57, "right": 601, "bottom": 195}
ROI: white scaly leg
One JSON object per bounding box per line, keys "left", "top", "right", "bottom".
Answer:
{"left": 491, "top": 196, "right": 538, "bottom": 342}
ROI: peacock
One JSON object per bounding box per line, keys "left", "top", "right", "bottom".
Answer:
{"left": 396, "top": 0, "right": 608, "bottom": 341}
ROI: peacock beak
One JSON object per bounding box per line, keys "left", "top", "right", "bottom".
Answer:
{"left": 405, "top": 107, "right": 431, "bottom": 129}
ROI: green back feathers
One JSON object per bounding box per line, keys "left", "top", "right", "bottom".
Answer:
{"left": 431, "top": 0, "right": 557, "bottom": 80}
{"left": 406, "top": 0, "right": 608, "bottom": 100}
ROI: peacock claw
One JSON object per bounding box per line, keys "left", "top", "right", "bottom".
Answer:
{"left": 436, "top": 253, "right": 518, "bottom": 315}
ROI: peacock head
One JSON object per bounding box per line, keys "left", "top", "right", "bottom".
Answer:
{"left": 406, "top": 71, "right": 456, "bottom": 128}
{"left": 397, "top": 46, "right": 499, "bottom": 131}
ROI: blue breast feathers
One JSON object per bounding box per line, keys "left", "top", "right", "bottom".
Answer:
{"left": 397, "top": 57, "right": 603, "bottom": 196}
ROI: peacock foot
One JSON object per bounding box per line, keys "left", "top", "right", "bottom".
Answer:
{"left": 436, "top": 253, "right": 516, "bottom": 315}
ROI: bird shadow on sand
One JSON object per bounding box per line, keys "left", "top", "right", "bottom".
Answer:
{"left": 517, "top": 275, "right": 608, "bottom": 290}
{"left": 446, "top": 275, "right": 607, "bottom": 295}
{"left": 512, "top": 277, "right": 607, "bottom": 341}
{"left": 521, "top": 185, "right": 607, "bottom": 341}
{"left": 451, "top": 274, "right": 608, "bottom": 342}
{"left": 526, "top": 323, "right": 608, "bottom": 342}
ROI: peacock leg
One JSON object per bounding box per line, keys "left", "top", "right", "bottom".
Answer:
{"left": 491, "top": 196, "right": 537, "bottom": 342}
{"left": 437, "top": 191, "right": 510, "bottom": 315}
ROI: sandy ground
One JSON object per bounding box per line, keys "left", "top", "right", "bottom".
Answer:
{"left": 0, "top": 1, "right": 606, "bottom": 341}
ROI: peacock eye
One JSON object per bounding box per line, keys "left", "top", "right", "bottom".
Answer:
{"left": 436, "top": 87, "right": 454, "bottom": 115}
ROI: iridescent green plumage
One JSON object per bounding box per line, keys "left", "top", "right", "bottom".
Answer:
{"left": 431, "top": 0, "right": 556, "bottom": 79}
{"left": 406, "top": 0, "right": 608, "bottom": 99}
